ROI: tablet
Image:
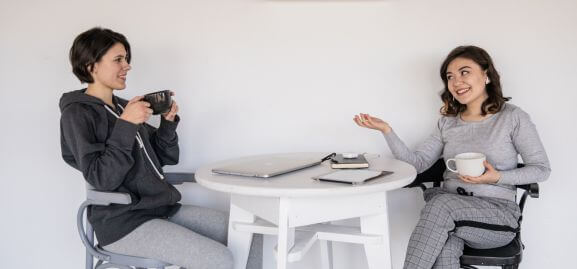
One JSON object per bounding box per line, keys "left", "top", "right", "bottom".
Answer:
{"left": 313, "top": 170, "right": 393, "bottom": 185}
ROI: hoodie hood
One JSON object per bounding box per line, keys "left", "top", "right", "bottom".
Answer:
{"left": 59, "top": 89, "right": 107, "bottom": 112}
{"left": 59, "top": 88, "right": 129, "bottom": 113}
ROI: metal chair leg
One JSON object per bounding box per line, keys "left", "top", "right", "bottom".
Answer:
{"left": 86, "top": 223, "right": 95, "bottom": 269}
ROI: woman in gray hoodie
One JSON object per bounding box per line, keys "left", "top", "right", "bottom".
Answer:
{"left": 60, "top": 27, "right": 233, "bottom": 269}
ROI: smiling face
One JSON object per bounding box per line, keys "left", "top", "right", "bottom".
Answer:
{"left": 90, "top": 42, "right": 131, "bottom": 90}
{"left": 445, "top": 57, "right": 488, "bottom": 107}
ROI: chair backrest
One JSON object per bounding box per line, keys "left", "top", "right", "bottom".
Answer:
{"left": 78, "top": 185, "right": 131, "bottom": 264}
{"left": 404, "top": 159, "right": 446, "bottom": 189}
{"left": 77, "top": 173, "right": 196, "bottom": 269}
{"left": 78, "top": 185, "right": 171, "bottom": 269}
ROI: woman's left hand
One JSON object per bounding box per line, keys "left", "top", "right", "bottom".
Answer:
{"left": 459, "top": 160, "right": 501, "bottom": 184}
{"left": 162, "top": 99, "right": 179, "bottom": 122}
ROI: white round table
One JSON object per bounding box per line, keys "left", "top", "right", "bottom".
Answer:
{"left": 196, "top": 152, "right": 416, "bottom": 269}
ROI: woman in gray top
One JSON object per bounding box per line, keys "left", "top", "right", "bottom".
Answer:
{"left": 354, "top": 46, "right": 550, "bottom": 269}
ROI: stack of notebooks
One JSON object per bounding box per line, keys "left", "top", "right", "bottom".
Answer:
{"left": 313, "top": 153, "right": 394, "bottom": 185}
{"left": 330, "top": 154, "right": 369, "bottom": 169}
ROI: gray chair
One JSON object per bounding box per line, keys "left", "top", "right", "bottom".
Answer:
{"left": 77, "top": 173, "right": 195, "bottom": 269}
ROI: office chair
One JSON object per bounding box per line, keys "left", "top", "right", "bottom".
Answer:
{"left": 405, "top": 159, "right": 539, "bottom": 269}
{"left": 77, "top": 173, "right": 195, "bottom": 269}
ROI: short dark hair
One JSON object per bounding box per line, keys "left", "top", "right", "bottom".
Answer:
{"left": 439, "top": 45, "right": 510, "bottom": 116}
{"left": 69, "top": 27, "right": 131, "bottom": 83}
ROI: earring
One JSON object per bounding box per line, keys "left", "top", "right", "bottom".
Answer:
{"left": 485, "top": 77, "right": 491, "bottom": 84}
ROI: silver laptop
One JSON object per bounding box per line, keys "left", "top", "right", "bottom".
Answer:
{"left": 212, "top": 157, "right": 322, "bottom": 178}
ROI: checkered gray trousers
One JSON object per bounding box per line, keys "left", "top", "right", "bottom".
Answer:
{"left": 403, "top": 188, "right": 521, "bottom": 269}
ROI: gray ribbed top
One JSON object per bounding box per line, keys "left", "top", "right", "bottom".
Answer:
{"left": 384, "top": 103, "right": 551, "bottom": 201}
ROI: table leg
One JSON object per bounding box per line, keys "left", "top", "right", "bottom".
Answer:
{"left": 276, "top": 198, "right": 294, "bottom": 269}
{"left": 319, "top": 240, "right": 333, "bottom": 269}
{"left": 229, "top": 203, "right": 255, "bottom": 269}
{"left": 360, "top": 206, "right": 392, "bottom": 269}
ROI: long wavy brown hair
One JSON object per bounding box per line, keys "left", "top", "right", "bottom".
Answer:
{"left": 439, "top": 46, "right": 510, "bottom": 116}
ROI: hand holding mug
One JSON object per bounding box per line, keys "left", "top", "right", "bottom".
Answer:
{"left": 353, "top": 113, "right": 392, "bottom": 134}
{"left": 162, "top": 99, "right": 179, "bottom": 122}
{"left": 459, "top": 160, "right": 501, "bottom": 184}
{"left": 120, "top": 96, "right": 153, "bottom": 124}
{"left": 446, "top": 153, "right": 501, "bottom": 184}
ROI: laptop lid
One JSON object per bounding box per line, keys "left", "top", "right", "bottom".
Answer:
{"left": 211, "top": 157, "right": 322, "bottom": 178}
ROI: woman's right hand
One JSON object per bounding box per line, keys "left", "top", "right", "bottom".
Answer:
{"left": 353, "top": 113, "right": 392, "bottom": 134}
{"left": 120, "top": 96, "right": 153, "bottom": 125}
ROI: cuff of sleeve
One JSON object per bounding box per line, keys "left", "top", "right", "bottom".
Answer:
{"left": 158, "top": 115, "right": 180, "bottom": 141}
{"left": 108, "top": 118, "right": 138, "bottom": 150}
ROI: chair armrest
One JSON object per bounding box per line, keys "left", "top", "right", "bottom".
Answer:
{"left": 516, "top": 183, "right": 539, "bottom": 198}
{"left": 83, "top": 173, "right": 195, "bottom": 206}
{"left": 517, "top": 183, "right": 539, "bottom": 216}
{"left": 164, "top": 172, "right": 196, "bottom": 185}
{"left": 86, "top": 189, "right": 132, "bottom": 206}
{"left": 514, "top": 164, "right": 539, "bottom": 198}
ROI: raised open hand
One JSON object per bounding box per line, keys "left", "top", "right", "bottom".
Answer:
{"left": 353, "top": 113, "right": 392, "bottom": 134}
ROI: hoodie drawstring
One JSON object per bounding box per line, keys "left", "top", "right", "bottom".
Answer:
{"left": 104, "top": 105, "right": 165, "bottom": 180}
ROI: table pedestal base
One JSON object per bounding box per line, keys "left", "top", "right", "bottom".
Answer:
{"left": 228, "top": 192, "right": 392, "bottom": 269}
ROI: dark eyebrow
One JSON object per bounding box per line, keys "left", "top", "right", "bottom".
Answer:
{"left": 446, "top": 66, "right": 472, "bottom": 75}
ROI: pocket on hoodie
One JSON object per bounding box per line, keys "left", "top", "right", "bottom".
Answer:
{"left": 134, "top": 177, "right": 172, "bottom": 208}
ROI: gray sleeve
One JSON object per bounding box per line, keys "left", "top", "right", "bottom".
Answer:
{"left": 383, "top": 119, "right": 445, "bottom": 173}
{"left": 498, "top": 108, "right": 551, "bottom": 185}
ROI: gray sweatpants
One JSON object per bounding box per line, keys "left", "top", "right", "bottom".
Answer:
{"left": 103, "top": 205, "right": 262, "bottom": 269}
{"left": 403, "top": 188, "right": 521, "bottom": 269}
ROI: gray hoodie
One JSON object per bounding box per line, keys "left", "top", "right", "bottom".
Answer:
{"left": 60, "top": 89, "right": 181, "bottom": 246}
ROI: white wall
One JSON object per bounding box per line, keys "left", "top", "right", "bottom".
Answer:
{"left": 1, "top": 0, "right": 575, "bottom": 268}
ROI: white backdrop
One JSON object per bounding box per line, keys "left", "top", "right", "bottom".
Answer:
{"left": 1, "top": 0, "right": 575, "bottom": 268}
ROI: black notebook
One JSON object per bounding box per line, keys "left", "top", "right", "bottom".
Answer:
{"left": 330, "top": 154, "right": 369, "bottom": 169}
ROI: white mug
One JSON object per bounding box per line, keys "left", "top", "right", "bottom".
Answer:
{"left": 446, "top": 152, "right": 486, "bottom": 177}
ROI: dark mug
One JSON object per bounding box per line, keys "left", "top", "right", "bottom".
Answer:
{"left": 143, "top": 90, "right": 172, "bottom": 115}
